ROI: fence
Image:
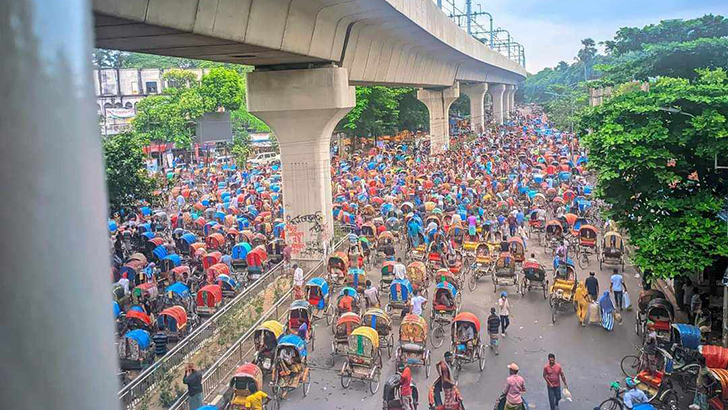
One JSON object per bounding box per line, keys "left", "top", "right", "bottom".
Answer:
{"left": 119, "top": 260, "right": 288, "bottom": 409}
{"left": 168, "top": 238, "right": 347, "bottom": 410}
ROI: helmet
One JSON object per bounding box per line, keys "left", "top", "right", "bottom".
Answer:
{"left": 625, "top": 377, "right": 639, "bottom": 388}
{"left": 501, "top": 291, "right": 508, "bottom": 297}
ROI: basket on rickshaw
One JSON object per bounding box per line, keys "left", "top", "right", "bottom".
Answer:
{"left": 520, "top": 260, "right": 548, "bottom": 299}
{"left": 383, "top": 373, "right": 420, "bottom": 410}
{"left": 340, "top": 327, "right": 383, "bottom": 394}
{"left": 386, "top": 279, "right": 413, "bottom": 318}
{"left": 600, "top": 231, "right": 625, "bottom": 271}
{"left": 396, "top": 314, "right": 432, "bottom": 378}
{"left": 363, "top": 308, "right": 395, "bottom": 358}
{"left": 346, "top": 268, "right": 367, "bottom": 294}
{"left": 430, "top": 281, "right": 459, "bottom": 348}
{"left": 492, "top": 252, "right": 517, "bottom": 293}
{"left": 380, "top": 260, "right": 396, "bottom": 293}
{"left": 195, "top": 284, "right": 223, "bottom": 316}
{"left": 253, "top": 320, "right": 284, "bottom": 373}
{"left": 468, "top": 243, "right": 494, "bottom": 291}
{"left": 508, "top": 237, "right": 525, "bottom": 263}
{"left": 306, "top": 277, "right": 334, "bottom": 325}
{"left": 451, "top": 312, "right": 486, "bottom": 380}
{"left": 271, "top": 335, "right": 311, "bottom": 406}
{"left": 327, "top": 252, "right": 349, "bottom": 290}
{"left": 118, "top": 329, "right": 154, "bottom": 370}
{"left": 634, "top": 289, "right": 667, "bottom": 338}
{"left": 228, "top": 363, "right": 266, "bottom": 410}
{"left": 406, "top": 261, "right": 429, "bottom": 297}
{"left": 329, "top": 312, "right": 361, "bottom": 366}
{"left": 287, "top": 300, "right": 316, "bottom": 351}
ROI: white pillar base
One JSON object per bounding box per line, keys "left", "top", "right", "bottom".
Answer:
{"left": 488, "top": 84, "right": 507, "bottom": 125}
{"left": 461, "top": 83, "right": 487, "bottom": 133}
{"left": 417, "top": 84, "right": 460, "bottom": 154}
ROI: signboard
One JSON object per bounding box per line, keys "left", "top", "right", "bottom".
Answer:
{"left": 196, "top": 111, "right": 232, "bottom": 143}
{"left": 106, "top": 108, "right": 135, "bottom": 119}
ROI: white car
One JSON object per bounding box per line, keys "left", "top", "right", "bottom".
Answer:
{"left": 248, "top": 152, "right": 280, "bottom": 166}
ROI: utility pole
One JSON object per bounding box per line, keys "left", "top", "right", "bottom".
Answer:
{"left": 466, "top": 0, "right": 472, "bottom": 34}
{"left": 437, "top": 0, "right": 442, "bottom": 9}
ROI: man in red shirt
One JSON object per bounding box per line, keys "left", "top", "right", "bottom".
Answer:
{"left": 399, "top": 366, "right": 413, "bottom": 410}
{"left": 338, "top": 289, "right": 355, "bottom": 313}
{"left": 543, "top": 353, "right": 569, "bottom": 410}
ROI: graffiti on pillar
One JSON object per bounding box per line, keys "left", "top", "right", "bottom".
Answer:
{"left": 286, "top": 211, "right": 325, "bottom": 256}
{"left": 287, "top": 212, "right": 324, "bottom": 234}
{"left": 284, "top": 224, "right": 304, "bottom": 254}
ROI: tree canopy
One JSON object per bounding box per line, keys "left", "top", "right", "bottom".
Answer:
{"left": 103, "top": 132, "right": 155, "bottom": 215}
{"left": 579, "top": 69, "right": 728, "bottom": 279}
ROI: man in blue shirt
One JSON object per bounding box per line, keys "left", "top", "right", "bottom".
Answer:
{"left": 610, "top": 269, "right": 627, "bottom": 311}
{"left": 623, "top": 378, "right": 649, "bottom": 409}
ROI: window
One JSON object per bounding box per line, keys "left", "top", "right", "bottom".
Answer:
{"left": 130, "top": 81, "right": 139, "bottom": 95}
{"left": 146, "top": 81, "right": 158, "bottom": 94}
{"left": 124, "top": 102, "right": 133, "bottom": 109}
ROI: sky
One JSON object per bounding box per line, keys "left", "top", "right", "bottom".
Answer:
{"left": 437, "top": 0, "right": 728, "bottom": 73}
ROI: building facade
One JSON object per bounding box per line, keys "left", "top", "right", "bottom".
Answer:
{"left": 94, "top": 68, "right": 210, "bottom": 135}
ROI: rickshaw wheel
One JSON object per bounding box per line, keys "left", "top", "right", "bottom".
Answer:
{"left": 468, "top": 271, "right": 477, "bottom": 291}
{"left": 620, "top": 355, "right": 640, "bottom": 378}
{"left": 340, "top": 363, "right": 352, "bottom": 388}
{"left": 492, "top": 278, "right": 498, "bottom": 293}
{"left": 599, "top": 258, "right": 603, "bottom": 270}
{"left": 597, "top": 398, "right": 622, "bottom": 410}
{"left": 478, "top": 345, "right": 486, "bottom": 371}
{"left": 369, "top": 367, "right": 381, "bottom": 394}
{"left": 325, "top": 305, "right": 333, "bottom": 326}
{"left": 302, "top": 371, "right": 311, "bottom": 397}
{"left": 551, "top": 304, "right": 557, "bottom": 324}
{"left": 425, "top": 351, "right": 432, "bottom": 378}
{"left": 387, "top": 334, "right": 395, "bottom": 357}
{"left": 431, "top": 324, "right": 445, "bottom": 348}
{"left": 542, "top": 281, "right": 548, "bottom": 299}
{"left": 578, "top": 252, "right": 588, "bottom": 269}
{"left": 659, "top": 389, "right": 679, "bottom": 410}
{"left": 547, "top": 293, "right": 553, "bottom": 307}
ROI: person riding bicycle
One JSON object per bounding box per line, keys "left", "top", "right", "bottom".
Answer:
{"left": 623, "top": 377, "right": 649, "bottom": 409}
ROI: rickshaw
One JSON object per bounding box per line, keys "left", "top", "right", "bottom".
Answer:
{"left": 426, "top": 240, "right": 445, "bottom": 271}
{"left": 450, "top": 312, "right": 486, "bottom": 380}
{"left": 406, "top": 261, "right": 429, "bottom": 297}
{"left": 253, "top": 320, "right": 285, "bottom": 373}
{"left": 386, "top": 279, "right": 414, "bottom": 318}
{"left": 634, "top": 290, "right": 667, "bottom": 339}
{"left": 247, "top": 246, "right": 267, "bottom": 281}
{"left": 327, "top": 252, "right": 349, "bottom": 290}
{"left": 520, "top": 260, "right": 548, "bottom": 299}
{"left": 528, "top": 209, "right": 545, "bottom": 239}
{"left": 217, "top": 274, "right": 239, "bottom": 298}
{"left": 118, "top": 329, "right": 154, "bottom": 370}
{"left": 382, "top": 373, "right": 420, "bottom": 410}
{"left": 362, "top": 222, "right": 378, "bottom": 248}
{"left": 434, "top": 268, "right": 463, "bottom": 304}
{"left": 228, "top": 363, "right": 266, "bottom": 410}
{"left": 332, "top": 287, "right": 362, "bottom": 331}
{"left": 408, "top": 232, "right": 427, "bottom": 261}
{"left": 340, "top": 327, "right": 383, "bottom": 394}
{"left": 577, "top": 224, "right": 599, "bottom": 269}
{"left": 362, "top": 308, "right": 395, "bottom": 358}
{"left": 330, "top": 312, "right": 361, "bottom": 366}
{"left": 468, "top": 243, "right": 494, "bottom": 291}
{"left": 430, "top": 281, "right": 459, "bottom": 348}
{"left": 271, "top": 334, "right": 311, "bottom": 408}
{"left": 377, "top": 231, "right": 396, "bottom": 261}
{"left": 380, "top": 260, "right": 396, "bottom": 293}
{"left": 305, "top": 277, "right": 333, "bottom": 325}
{"left": 706, "top": 368, "right": 728, "bottom": 410}
{"left": 670, "top": 324, "right": 702, "bottom": 364}
{"left": 157, "top": 305, "right": 189, "bottom": 342}
{"left": 396, "top": 314, "right": 432, "bottom": 377}
{"left": 627, "top": 347, "right": 682, "bottom": 408}
{"left": 643, "top": 298, "right": 675, "bottom": 346}
{"left": 492, "top": 252, "right": 517, "bottom": 293}
{"left": 287, "top": 300, "right": 315, "bottom": 351}
{"left": 508, "top": 237, "right": 526, "bottom": 263}
{"left": 600, "top": 231, "right": 625, "bottom": 271}
{"left": 123, "top": 309, "right": 153, "bottom": 332}
{"left": 549, "top": 268, "right": 577, "bottom": 324}
{"left": 206, "top": 232, "right": 226, "bottom": 251}
{"left": 544, "top": 220, "right": 564, "bottom": 255}
{"left": 346, "top": 268, "right": 368, "bottom": 294}
{"left": 195, "top": 284, "right": 223, "bottom": 316}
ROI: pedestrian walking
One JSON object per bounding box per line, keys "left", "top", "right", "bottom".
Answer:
{"left": 410, "top": 289, "right": 427, "bottom": 316}
{"left": 498, "top": 292, "right": 512, "bottom": 336}
{"left": 183, "top": 363, "right": 204, "bottom": 410}
{"left": 610, "top": 269, "right": 626, "bottom": 311}
{"left": 543, "top": 353, "right": 569, "bottom": 410}
{"left": 487, "top": 307, "right": 501, "bottom": 355}
{"left": 153, "top": 325, "right": 168, "bottom": 358}
{"left": 585, "top": 271, "right": 599, "bottom": 301}
{"left": 293, "top": 264, "right": 304, "bottom": 300}
{"left": 503, "top": 363, "right": 526, "bottom": 410}
{"left": 399, "top": 365, "right": 414, "bottom": 410}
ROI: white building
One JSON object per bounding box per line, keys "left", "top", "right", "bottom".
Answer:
{"left": 94, "top": 68, "right": 210, "bottom": 135}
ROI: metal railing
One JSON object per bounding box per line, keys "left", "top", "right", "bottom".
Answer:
{"left": 169, "top": 238, "right": 347, "bottom": 410}
{"left": 119, "top": 260, "right": 288, "bottom": 409}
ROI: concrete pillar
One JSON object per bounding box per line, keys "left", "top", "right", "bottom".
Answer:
{"left": 504, "top": 84, "right": 516, "bottom": 119}
{"left": 488, "top": 84, "right": 507, "bottom": 125}
{"left": 417, "top": 84, "right": 460, "bottom": 154}
{"left": 247, "top": 67, "right": 355, "bottom": 259}
{"left": 1, "top": 0, "right": 119, "bottom": 409}
{"left": 461, "top": 83, "right": 488, "bottom": 133}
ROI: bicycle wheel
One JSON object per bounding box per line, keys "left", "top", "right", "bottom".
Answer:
{"left": 578, "top": 252, "right": 588, "bottom": 269}
{"left": 597, "top": 398, "right": 623, "bottom": 410}
{"left": 431, "top": 324, "right": 446, "bottom": 348}
{"left": 658, "top": 389, "right": 679, "bottom": 410}
{"left": 620, "top": 355, "right": 641, "bottom": 377}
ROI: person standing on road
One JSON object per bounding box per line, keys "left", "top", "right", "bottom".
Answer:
{"left": 487, "top": 307, "right": 501, "bottom": 355}
{"left": 543, "top": 353, "right": 569, "bottom": 410}
{"left": 293, "top": 264, "right": 304, "bottom": 300}
{"left": 610, "top": 269, "right": 626, "bottom": 311}
{"left": 399, "top": 365, "right": 414, "bottom": 410}
{"left": 498, "top": 292, "right": 512, "bottom": 336}
{"left": 503, "top": 363, "right": 526, "bottom": 410}
{"left": 410, "top": 289, "right": 427, "bottom": 316}
{"left": 153, "top": 324, "right": 168, "bottom": 358}
{"left": 394, "top": 258, "right": 407, "bottom": 280}
{"left": 691, "top": 288, "right": 702, "bottom": 325}
{"left": 585, "top": 271, "right": 599, "bottom": 301}
{"left": 183, "top": 363, "right": 204, "bottom": 410}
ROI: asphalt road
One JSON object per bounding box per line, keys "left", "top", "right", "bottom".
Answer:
{"left": 278, "top": 232, "right": 644, "bottom": 410}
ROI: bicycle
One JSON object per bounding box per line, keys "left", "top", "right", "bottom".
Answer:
{"left": 596, "top": 381, "right": 678, "bottom": 410}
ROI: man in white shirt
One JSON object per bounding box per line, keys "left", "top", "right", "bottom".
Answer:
{"left": 394, "top": 258, "right": 407, "bottom": 280}
{"left": 610, "top": 269, "right": 627, "bottom": 311}
{"left": 293, "top": 264, "right": 304, "bottom": 299}
{"left": 410, "top": 289, "right": 427, "bottom": 316}
{"left": 117, "top": 273, "right": 130, "bottom": 295}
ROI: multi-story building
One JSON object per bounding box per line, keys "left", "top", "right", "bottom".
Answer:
{"left": 94, "top": 68, "right": 210, "bottom": 135}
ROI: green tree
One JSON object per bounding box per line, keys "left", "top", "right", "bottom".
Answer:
{"left": 576, "top": 38, "right": 597, "bottom": 81}
{"left": 199, "top": 67, "right": 244, "bottom": 112}
{"left": 132, "top": 87, "right": 204, "bottom": 147}
{"left": 397, "top": 90, "right": 428, "bottom": 132}
{"left": 92, "top": 49, "right": 130, "bottom": 68}
{"left": 162, "top": 69, "right": 199, "bottom": 89}
{"left": 103, "top": 132, "right": 155, "bottom": 215}
{"left": 339, "top": 86, "right": 410, "bottom": 138}
{"left": 579, "top": 69, "right": 728, "bottom": 280}
{"left": 230, "top": 134, "right": 252, "bottom": 168}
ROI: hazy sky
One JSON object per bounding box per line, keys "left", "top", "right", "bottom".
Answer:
{"left": 437, "top": 0, "right": 728, "bottom": 73}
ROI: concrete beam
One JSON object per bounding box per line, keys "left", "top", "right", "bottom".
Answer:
{"left": 417, "top": 84, "right": 460, "bottom": 154}
{"left": 246, "top": 67, "right": 355, "bottom": 259}
{"left": 488, "top": 83, "right": 507, "bottom": 125}
{"left": 460, "top": 83, "right": 487, "bottom": 133}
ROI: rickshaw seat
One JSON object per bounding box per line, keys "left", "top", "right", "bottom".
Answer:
{"left": 434, "top": 304, "right": 455, "bottom": 312}
{"left": 647, "top": 320, "right": 670, "bottom": 331}
{"left": 637, "top": 370, "right": 663, "bottom": 388}
{"left": 401, "top": 342, "right": 426, "bottom": 352}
